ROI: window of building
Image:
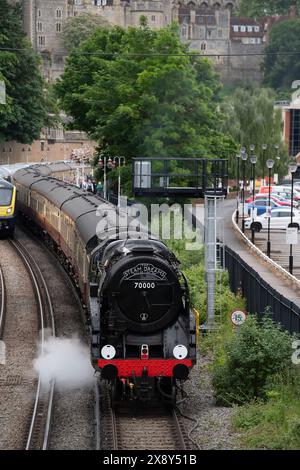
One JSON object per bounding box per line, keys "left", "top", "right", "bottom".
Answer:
{"left": 56, "top": 8, "right": 62, "bottom": 18}
{"left": 56, "top": 23, "right": 62, "bottom": 32}
{"left": 38, "top": 9, "right": 42, "bottom": 17}
{"left": 240, "top": 25, "right": 246, "bottom": 32}
{"left": 201, "top": 42, "right": 207, "bottom": 51}
{"left": 233, "top": 25, "right": 239, "bottom": 32}
{"left": 151, "top": 15, "right": 156, "bottom": 21}
{"left": 247, "top": 26, "right": 253, "bottom": 32}
{"left": 254, "top": 26, "right": 260, "bottom": 32}
{"left": 207, "top": 15, "right": 214, "bottom": 24}
{"left": 38, "top": 36, "right": 45, "bottom": 46}
{"left": 41, "top": 142, "right": 45, "bottom": 152}
{"left": 94, "top": 0, "right": 107, "bottom": 5}
{"left": 181, "top": 26, "right": 187, "bottom": 37}
{"left": 37, "top": 22, "right": 43, "bottom": 32}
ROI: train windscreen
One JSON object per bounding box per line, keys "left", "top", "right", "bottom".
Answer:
{"left": 0, "top": 186, "right": 13, "bottom": 206}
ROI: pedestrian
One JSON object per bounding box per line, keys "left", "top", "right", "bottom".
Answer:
{"left": 96, "top": 181, "right": 103, "bottom": 197}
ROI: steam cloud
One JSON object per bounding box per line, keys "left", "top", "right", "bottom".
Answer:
{"left": 34, "top": 336, "right": 95, "bottom": 391}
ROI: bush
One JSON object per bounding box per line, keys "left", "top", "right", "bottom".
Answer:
{"left": 212, "top": 315, "right": 293, "bottom": 406}
{"left": 233, "top": 369, "right": 300, "bottom": 449}
{"left": 165, "top": 237, "right": 245, "bottom": 325}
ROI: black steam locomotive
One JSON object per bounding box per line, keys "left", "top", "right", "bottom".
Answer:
{"left": 13, "top": 163, "right": 197, "bottom": 405}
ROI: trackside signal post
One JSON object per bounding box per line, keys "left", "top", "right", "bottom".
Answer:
{"left": 132, "top": 157, "right": 228, "bottom": 328}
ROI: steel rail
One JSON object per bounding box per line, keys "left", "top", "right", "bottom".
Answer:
{"left": 232, "top": 211, "right": 300, "bottom": 288}
{"left": 9, "top": 239, "right": 56, "bottom": 450}
{"left": 94, "top": 378, "right": 101, "bottom": 451}
{"left": 110, "top": 403, "right": 119, "bottom": 450}
{"left": 172, "top": 408, "right": 187, "bottom": 450}
{"left": 0, "top": 264, "right": 6, "bottom": 339}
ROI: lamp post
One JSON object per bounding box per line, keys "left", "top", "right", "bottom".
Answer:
{"left": 113, "top": 156, "right": 126, "bottom": 208}
{"left": 266, "top": 159, "right": 274, "bottom": 258}
{"left": 99, "top": 156, "right": 115, "bottom": 200}
{"left": 262, "top": 144, "right": 267, "bottom": 185}
{"left": 236, "top": 153, "right": 241, "bottom": 223}
{"left": 241, "top": 151, "right": 248, "bottom": 233}
{"left": 250, "top": 154, "right": 257, "bottom": 244}
{"left": 289, "top": 161, "right": 298, "bottom": 275}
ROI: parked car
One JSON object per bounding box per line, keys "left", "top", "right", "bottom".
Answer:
{"left": 260, "top": 186, "right": 300, "bottom": 203}
{"left": 247, "top": 198, "right": 282, "bottom": 216}
{"left": 244, "top": 207, "right": 300, "bottom": 232}
{"left": 245, "top": 194, "right": 295, "bottom": 207}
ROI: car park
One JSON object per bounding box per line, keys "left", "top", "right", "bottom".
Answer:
{"left": 244, "top": 207, "right": 300, "bottom": 232}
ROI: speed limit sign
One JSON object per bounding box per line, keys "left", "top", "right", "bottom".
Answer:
{"left": 231, "top": 310, "right": 247, "bottom": 326}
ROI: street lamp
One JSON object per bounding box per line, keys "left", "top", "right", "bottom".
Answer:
{"left": 289, "top": 160, "right": 298, "bottom": 274}
{"left": 114, "top": 156, "right": 126, "bottom": 208}
{"left": 241, "top": 151, "right": 248, "bottom": 233}
{"left": 266, "top": 159, "right": 274, "bottom": 258}
{"left": 99, "top": 156, "right": 115, "bottom": 200}
{"left": 250, "top": 154, "right": 257, "bottom": 244}
{"left": 262, "top": 144, "right": 267, "bottom": 184}
{"left": 236, "top": 153, "right": 241, "bottom": 223}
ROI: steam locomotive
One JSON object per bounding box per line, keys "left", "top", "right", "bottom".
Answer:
{"left": 13, "top": 162, "right": 197, "bottom": 405}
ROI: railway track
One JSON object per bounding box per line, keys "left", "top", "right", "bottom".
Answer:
{"left": 10, "top": 239, "right": 56, "bottom": 450}
{"left": 0, "top": 238, "right": 56, "bottom": 449}
{"left": 0, "top": 263, "right": 5, "bottom": 340}
{"left": 97, "top": 381, "right": 189, "bottom": 450}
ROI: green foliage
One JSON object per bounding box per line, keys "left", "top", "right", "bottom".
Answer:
{"left": 62, "top": 13, "right": 110, "bottom": 52}
{"left": 56, "top": 23, "right": 236, "bottom": 161}
{"left": 222, "top": 86, "right": 288, "bottom": 179}
{"left": 212, "top": 315, "right": 294, "bottom": 406}
{"left": 234, "top": 370, "right": 300, "bottom": 449}
{"left": 164, "top": 237, "right": 245, "bottom": 325}
{"left": 0, "top": 0, "right": 48, "bottom": 143}
{"left": 263, "top": 19, "right": 300, "bottom": 92}
{"left": 238, "top": 0, "right": 298, "bottom": 16}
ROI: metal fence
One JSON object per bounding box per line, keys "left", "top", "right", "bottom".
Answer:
{"left": 224, "top": 246, "right": 300, "bottom": 334}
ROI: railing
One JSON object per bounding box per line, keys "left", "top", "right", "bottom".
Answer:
{"left": 223, "top": 212, "right": 300, "bottom": 334}
{"left": 132, "top": 158, "right": 228, "bottom": 198}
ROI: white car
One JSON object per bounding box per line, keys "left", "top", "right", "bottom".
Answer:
{"left": 244, "top": 207, "right": 300, "bottom": 232}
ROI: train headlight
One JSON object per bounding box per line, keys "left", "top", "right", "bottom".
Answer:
{"left": 101, "top": 345, "right": 116, "bottom": 360}
{"left": 173, "top": 345, "right": 188, "bottom": 360}
{"left": 6, "top": 208, "right": 12, "bottom": 214}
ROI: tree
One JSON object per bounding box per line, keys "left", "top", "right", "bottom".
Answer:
{"left": 238, "top": 0, "right": 299, "bottom": 16}
{"left": 56, "top": 23, "right": 236, "bottom": 161}
{"left": 62, "top": 13, "right": 110, "bottom": 52}
{"left": 0, "top": 0, "right": 48, "bottom": 143}
{"left": 222, "top": 86, "right": 288, "bottom": 178}
{"left": 263, "top": 19, "right": 300, "bottom": 91}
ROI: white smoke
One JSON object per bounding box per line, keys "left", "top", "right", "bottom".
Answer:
{"left": 34, "top": 336, "right": 95, "bottom": 391}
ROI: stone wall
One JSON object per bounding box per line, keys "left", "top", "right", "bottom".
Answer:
{"left": 0, "top": 132, "right": 96, "bottom": 165}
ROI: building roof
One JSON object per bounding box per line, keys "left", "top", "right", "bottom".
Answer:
{"left": 231, "top": 17, "right": 261, "bottom": 26}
